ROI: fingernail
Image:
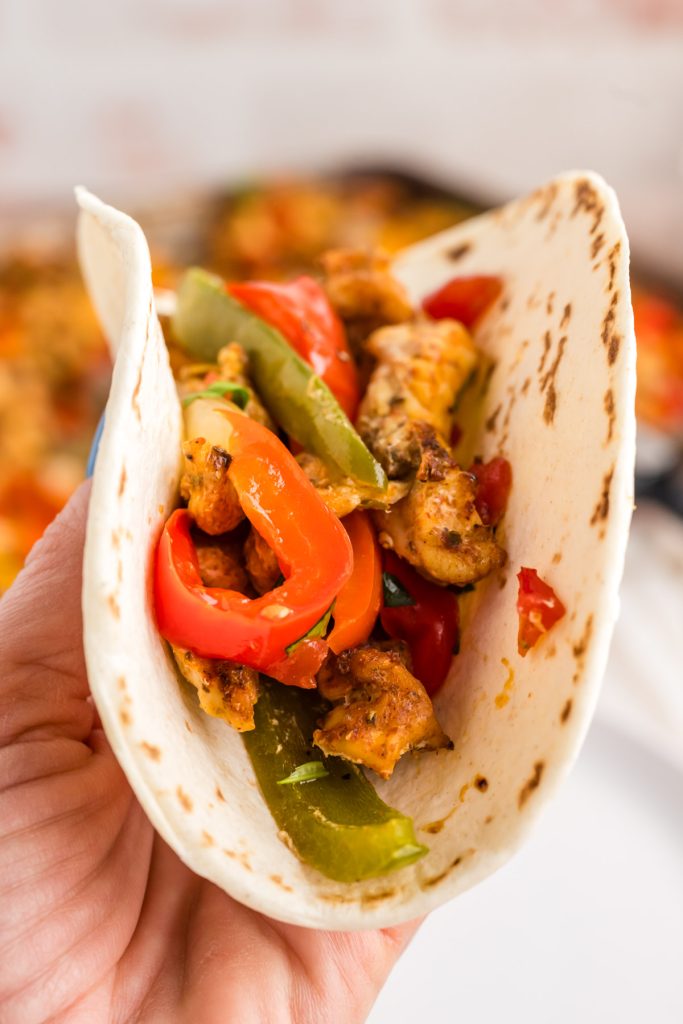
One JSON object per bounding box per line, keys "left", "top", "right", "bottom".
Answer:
{"left": 86, "top": 411, "right": 106, "bottom": 478}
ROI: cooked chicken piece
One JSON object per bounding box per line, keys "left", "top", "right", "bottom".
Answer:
{"left": 172, "top": 646, "right": 259, "bottom": 732}
{"left": 180, "top": 438, "right": 244, "bottom": 536}
{"left": 245, "top": 527, "right": 281, "bottom": 595}
{"left": 357, "top": 318, "right": 478, "bottom": 478}
{"left": 195, "top": 535, "right": 250, "bottom": 592}
{"left": 321, "top": 248, "right": 413, "bottom": 351}
{"left": 178, "top": 342, "right": 273, "bottom": 429}
{"left": 314, "top": 642, "right": 451, "bottom": 779}
{"left": 296, "top": 452, "right": 409, "bottom": 518}
{"left": 374, "top": 442, "right": 505, "bottom": 586}
{"left": 216, "top": 343, "right": 273, "bottom": 428}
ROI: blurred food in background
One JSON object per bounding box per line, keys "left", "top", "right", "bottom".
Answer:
{"left": 2, "top": 171, "right": 683, "bottom": 593}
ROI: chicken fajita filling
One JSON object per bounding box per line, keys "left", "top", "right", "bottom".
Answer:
{"left": 153, "top": 254, "right": 558, "bottom": 881}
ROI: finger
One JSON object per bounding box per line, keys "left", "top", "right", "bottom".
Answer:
{"left": 0, "top": 481, "right": 93, "bottom": 744}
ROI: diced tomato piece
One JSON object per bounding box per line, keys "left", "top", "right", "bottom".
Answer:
{"left": 516, "top": 568, "right": 566, "bottom": 656}
{"left": 470, "top": 457, "right": 512, "bottom": 526}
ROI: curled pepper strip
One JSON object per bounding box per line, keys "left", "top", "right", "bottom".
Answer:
{"left": 154, "top": 410, "right": 353, "bottom": 669}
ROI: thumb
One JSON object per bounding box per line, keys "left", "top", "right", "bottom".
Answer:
{"left": 0, "top": 480, "right": 93, "bottom": 744}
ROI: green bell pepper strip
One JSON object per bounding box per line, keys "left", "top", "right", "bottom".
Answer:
{"left": 242, "top": 681, "right": 427, "bottom": 883}
{"left": 172, "top": 268, "right": 387, "bottom": 490}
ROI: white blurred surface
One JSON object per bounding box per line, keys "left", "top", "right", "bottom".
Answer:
{"left": 370, "top": 718, "right": 683, "bottom": 1024}
{"left": 1, "top": 1, "right": 683, "bottom": 279}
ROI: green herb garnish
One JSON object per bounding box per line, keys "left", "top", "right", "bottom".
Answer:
{"left": 182, "top": 380, "right": 250, "bottom": 410}
{"left": 382, "top": 572, "right": 415, "bottom": 608}
{"left": 277, "top": 761, "right": 330, "bottom": 785}
{"left": 285, "top": 603, "right": 334, "bottom": 656}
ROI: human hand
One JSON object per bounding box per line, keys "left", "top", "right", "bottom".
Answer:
{"left": 0, "top": 483, "right": 420, "bottom": 1023}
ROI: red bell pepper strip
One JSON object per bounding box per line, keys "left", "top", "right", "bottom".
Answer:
{"left": 380, "top": 551, "right": 459, "bottom": 696}
{"left": 328, "top": 511, "right": 382, "bottom": 655}
{"left": 516, "top": 567, "right": 566, "bottom": 657}
{"left": 154, "top": 410, "right": 353, "bottom": 669}
{"left": 422, "top": 275, "right": 503, "bottom": 328}
{"left": 469, "top": 456, "right": 512, "bottom": 527}
{"left": 228, "top": 276, "right": 361, "bottom": 421}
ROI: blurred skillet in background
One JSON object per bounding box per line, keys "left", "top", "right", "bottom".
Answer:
{"left": 1, "top": 166, "right": 682, "bottom": 592}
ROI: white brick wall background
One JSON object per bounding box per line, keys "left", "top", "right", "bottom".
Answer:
{"left": 1, "top": 0, "right": 682, "bottom": 277}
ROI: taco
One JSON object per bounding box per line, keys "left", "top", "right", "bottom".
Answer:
{"left": 77, "top": 172, "right": 635, "bottom": 929}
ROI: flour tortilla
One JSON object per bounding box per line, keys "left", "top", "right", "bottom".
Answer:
{"left": 77, "top": 172, "right": 635, "bottom": 930}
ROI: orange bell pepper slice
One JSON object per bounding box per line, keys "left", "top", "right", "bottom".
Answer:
{"left": 328, "top": 511, "right": 382, "bottom": 655}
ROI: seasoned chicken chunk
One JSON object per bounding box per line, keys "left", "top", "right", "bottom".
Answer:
{"left": 180, "top": 438, "right": 244, "bottom": 535}
{"left": 357, "top": 318, "right": 478, "bottom": 478}
{"left": 245, "top": 527, "right": 281, "bottom": 595}
{"left": 375, "top": 442, "right": 505, "bottom": 586}
{"left": 314, "top": 643, "right": 451, "bottom": 779}
{"left": 172, "top": 646, "right": 259, "bottom": 732}
{"left": 216, "top": 343, "right": 273, "bottom": 428}
{"left": 296, "top": 452, "right": 409, "bottom": 518}
{"left": 178, "top": 342, "right": 272, "bottom": 429}
{"left": 195, "top": 534, "right": 250, "bottom": 592}
{"left": 321, "top": 248, "right": 413, "bottom": 350}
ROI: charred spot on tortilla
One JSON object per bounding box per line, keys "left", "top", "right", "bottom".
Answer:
{"left": 119, "top": 707, "right": 132, "bottom": 726}
{"left": 215, "top": 784, "right": 226, "bottom": 802}
{"left": 118, "top": 467, "right": 127, "bottom": 497}
{"left": 601, "top": 291, "right": 620, "bottom": 365}
{"left": 177, "top": 787, "right": 193, "bottom": 812}
{"left": 607, "top": 241, "right": 621, "bottom": 292}
{"left": 571, "top": 178, "right": 604, "bottom": 235}
{"left": 560, "top": 699, "right": 573, "bottom": 724}
{"left": 534, "top": 182, "right": 558, "bottom": 221}
{"left": 423, "top": 853, "right": 465, "bottom": 889}
{"left": 361, "top": 888, "right": 396, "bottom": 905}
{"left": 270, "top": 874, "right": 293, "bottom": 892}
{"left": 447, "top": 241, "right": 472, "bottom": 262}
{"left": 474, "top": 775, "right": 489, "bottom": 792}
{"left": 107, "top": 593, "right": 121, "bottom": 619}
{"left": 540, "top": 336, "right": 567, "bottom": 425}
{"left": 538, "top": 330, "right": 552, "bottom": 375}
{"left": 604, "top": 388, "right": 616, "bottom": 443}
{"left": 591, "top": 233, "right": 606, "bottom": 260}
{"left": 184, "top": 719, "right": 193, "bottom": 732}
{"left": 131, "top": 363, "right": 143, "bottom": 422}
{"left": 572, "top": 614, "right": 594, "bottom": 662}
{"left": 590, "top": 468, "right": 614, "bottom": 525}
{"left": 201, "top": 831, "right": 215, "bottom": 847}
{"left": 560, "top": 302, "right": 572, "bottom": 328}
{"left": 140, "top": 741, "right": 162, "bottom": 761}
{"left": 117, "top": 675, "right": 127, "bottom": 691}
{"left": 485, "top": 403, "right": 502, "bottom": 433}
{"left": 520, "top": 376, "right": 531, "bottom": 395}
{"left": 478, "top": 360, "right": 497, "bottom": 398}
{"left": 518, "top": 761, "right": 545, "bottom": 809}
{"left": 546, "top": 291, "right": 555, "bottom": 316}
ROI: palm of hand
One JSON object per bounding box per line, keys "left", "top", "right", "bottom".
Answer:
{"left": 0, "top": 485, "right": 417, "bottom": 1023}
